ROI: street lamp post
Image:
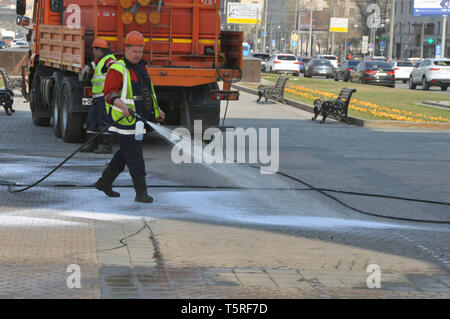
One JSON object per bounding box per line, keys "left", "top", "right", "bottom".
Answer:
{"left": 262, "top": 0, "right": 268, "bottom": 53}
{"left": 308, "top": 0, "right": 313, "bottom": 57}
{"left": 331, "top": 0, "right": 337, "bottom": 55}
{"left": 442, "top": 15, "right": 447, "bottom": 58}
{"left": 388, "top": 0, "right": 396, "bottom": 60}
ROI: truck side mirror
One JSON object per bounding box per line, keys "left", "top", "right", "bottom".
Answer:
{"left": 16, "top": 0, "right": 26, "bottom": 16}
{"left": 16, "top": 15, "right": 30, "bottom": 27}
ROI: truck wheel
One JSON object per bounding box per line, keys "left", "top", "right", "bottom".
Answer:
{"left": 51, "top": 72, "right": 64, "bottom": 137}
{"left": 30, "top": 70, "right": 51, "bottom": 126}
{"left": 60, "top": 77, "right": 85, "bottom": 142}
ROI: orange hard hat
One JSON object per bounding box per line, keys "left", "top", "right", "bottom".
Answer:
{"left": 125, "top": 31, "right": 145, "bottom": 46}
{"left": 92, "top": 38, "right": 109, "bottom": 49}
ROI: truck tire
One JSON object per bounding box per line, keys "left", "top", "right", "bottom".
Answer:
{"left": 30, "top": 69, "right": 51, "bottom": 126}
{"left": 60, "top": 77, "right": 85, "bottom": 142}
{"left": 51, "top": 72, "right": 64, "bottom": 137}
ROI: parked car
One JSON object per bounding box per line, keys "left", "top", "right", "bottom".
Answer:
{"left": 297, "top": 57, "right": 311, "bottom": 73}
{"left": 0, "top": 40, "right": 6, "bottom": 49}
{"left": 315, "top": 54, "right": 338, "bottom": 68}
{"left": 350, "top": 60, "right": 395, "bottom": 87}
{"left": 9, "top": 39, "right": 28, "bottom": 48}
{"left": 389, "top": 60, "right": 414, "bottom": 83}
{"left": 407, "top": 57, "right": 424, "bottom": 67}
{"left": 333, "top": 60, "right": 360, "bottom": 82}
{"left": 409, "top": 58, "right": 450, "bottom": 91}
{"left": 252, "top": 52, "right": 271, "bottom": 72}
{"left": 304, "top": 59, "right": 334, "bottom": 78}
{"left": 13, "top": 40, "right": 29, "bottom": 48}
{"left": 364, "top": 55, "right": 389, "bottom": 62}
{"left": 265, "top": 54, "right": 300, "bottom": 76}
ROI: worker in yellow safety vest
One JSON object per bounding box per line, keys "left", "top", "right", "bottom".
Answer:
{"left": 81, "top": 38, "right": 116, "bottom": 154}
{"left": 94, "top": 31, "right": 165, "bottom": 203}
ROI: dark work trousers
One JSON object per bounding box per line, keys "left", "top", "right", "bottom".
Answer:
{"left": 86, "top": 97, "right": 109, "bottom": 134}
{"left": 107, "top": 135, "right": 146, "bottom": 177}
{"left": 105, "top": 61, "right": 152, "bottom": 178}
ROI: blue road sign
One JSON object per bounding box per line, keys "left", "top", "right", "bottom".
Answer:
{"left": 263, "top": 32, "right": 267, "bottom": 37}
{"left": 380, "top": 41, "right": 385, "bottom": 47}
{"left": 436, "top": 44, "right": 442, "bottom": 57}
{"left": 413, "top": 1, "right": 450, "bottom": 17}
{"left": 292, "top": 41, "right": 298, "bottom": 48}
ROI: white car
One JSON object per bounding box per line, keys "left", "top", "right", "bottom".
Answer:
{"left": 14, "top": 41, "right": 29, "bottom": 48}
{"left": 315, "top": 54, "right": 338, "bottom": 68}
{"left": 409, "top": 58, "right": 450, "bottom": 91}
{"left": 390, "top": 60, "right": 414, "bottom": 83}
{"left": 408, "top": 57, "right": 424, "bottom": 67}
{"left": 9, "top": 40, "right": 28, "bottom": 48}
{"left": 365, "top": 55, "right": 389, "bottom": 62}
{"left": 265, "top": 54, "right": 300, "bottom": 76}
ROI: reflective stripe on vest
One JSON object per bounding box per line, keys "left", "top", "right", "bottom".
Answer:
{"left": 106, "top": 60, "right": 136, "bottom": 131}
{"left": 92, "top": 54, "right": 116, "bottom": 94}
{"left": 106, "top": 59, "right": 161, "bottom": 134}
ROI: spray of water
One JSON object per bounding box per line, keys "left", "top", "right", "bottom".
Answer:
{"left": 146, "top": 121, "right": 215, "bottom": 163}
{"left": 145, "top": 121, "right": 288, "bottom": 190}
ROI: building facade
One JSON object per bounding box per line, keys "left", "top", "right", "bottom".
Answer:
{"left": 392, "top": 0, "right": 449, "bottom": 59}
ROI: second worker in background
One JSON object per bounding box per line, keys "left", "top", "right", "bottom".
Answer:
{"left": 81, "top": 38, "right": 116, "bottom": 154}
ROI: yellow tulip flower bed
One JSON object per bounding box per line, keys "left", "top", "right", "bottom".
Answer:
{"left": 261, "top": 74, "right": 450, "bottom": 122}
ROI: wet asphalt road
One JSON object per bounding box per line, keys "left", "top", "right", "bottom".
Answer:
{"left": 0, "top": 88, "right": 449, "bottom": 298}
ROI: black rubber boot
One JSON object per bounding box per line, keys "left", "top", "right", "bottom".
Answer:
{"left": 94, "top": 166, "right": 121, "bottom": 197}
{"left": 94, "top": 135, "right": 113, "bottom": 154}
{"left": 80, "top": 133, "right": 99, "bottom": 153}
{"left": 132, "top": 175, "right": 153, "bottom": 203}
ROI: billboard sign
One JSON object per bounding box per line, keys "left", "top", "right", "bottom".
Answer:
{"left": 413, "top": 0, "right": 450, "bottom": 17}
{"left": 227, "top": 3, "right": 261, "bottom": 24}
{"left": 329, "top": 17, "right": 348, "bottom": 32}
{"left": 362, "top": 36, "right": 369, "bottom": 54}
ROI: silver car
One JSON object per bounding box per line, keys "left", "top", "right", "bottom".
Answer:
{"left": 409, "top": 58, "right": 450, "bottom": 91}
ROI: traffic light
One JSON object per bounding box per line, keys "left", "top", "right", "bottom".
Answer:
{"left": 428, "top": 37, "right": 434, "bottom": 44}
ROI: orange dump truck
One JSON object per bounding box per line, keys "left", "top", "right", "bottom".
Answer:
{"left": 15, "top": 0, "right": 242, "bottom": 142}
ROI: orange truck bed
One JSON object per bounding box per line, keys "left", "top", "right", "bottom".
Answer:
{"left": 37, "top": 24, "right": 85, "bottom": 73}
{"left": 36, "top": 0, "right": 242, "bottom": 87}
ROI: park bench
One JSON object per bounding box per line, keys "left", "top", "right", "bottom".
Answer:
{"left": 0, "top": 67, "right": 14, "bottom": 115}
{"left": 256, "top": 76, "right": 288, "bottom": 104}
{"left": 312, "top": 88, "right": 357, "bottom": 124}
